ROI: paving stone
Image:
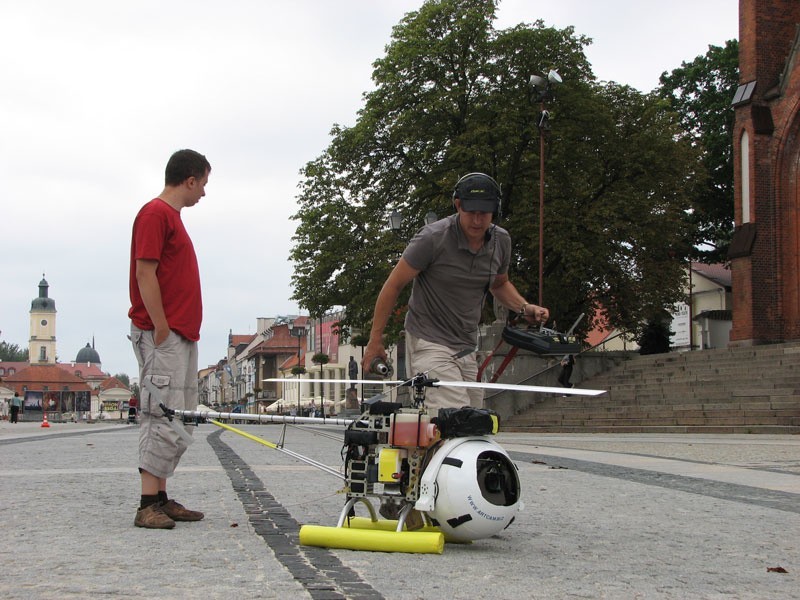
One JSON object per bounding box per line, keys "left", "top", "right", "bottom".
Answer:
{"left": 0, "top": 421, "right": 798, "bottom": 599}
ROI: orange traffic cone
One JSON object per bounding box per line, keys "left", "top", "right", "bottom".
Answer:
{"left": 41, "top": 413, "right": 50, "bottom": 428}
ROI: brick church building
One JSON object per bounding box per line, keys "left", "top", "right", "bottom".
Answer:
{"left": 730, "top": 0, "right": 800, "bottom": 344}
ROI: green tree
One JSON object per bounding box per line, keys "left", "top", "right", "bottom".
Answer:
{"left": 0, "top": 341, "right": 28, "bottom": 362}
{"left": 638, "top": 314, "right": 674, "bottom": 355}
{"left": 291, "top": 0, "right": 699, "bottom": 340}
{"left": 542, "top": 82, "right": 697, "bottom": 332}
{"left": 658, "top": 40, "right": 739, "bottom": 263}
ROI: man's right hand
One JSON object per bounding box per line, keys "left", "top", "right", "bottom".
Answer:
{"left": 362, "top": 340, "right": 387, "bottom": 375}
{"left": 153, "top": 326, "right": 170, "bottom": 347}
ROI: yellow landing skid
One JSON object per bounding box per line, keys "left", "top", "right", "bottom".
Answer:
{"left": 341, "top": 516, "right": 440, "bottom": 533}
{"left": 300, "top": 522, "right": 444, "bottom": 554}
{"left": 341, "top": 517, "right": 471, "bottom": 544}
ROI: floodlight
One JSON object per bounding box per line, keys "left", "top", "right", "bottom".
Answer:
{"left": 529, "top": 74, "right": 546, "bottom": 92}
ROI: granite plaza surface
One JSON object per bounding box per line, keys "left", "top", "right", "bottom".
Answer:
{"left": 0, "top": 419, "right": 798, "bottom": 599}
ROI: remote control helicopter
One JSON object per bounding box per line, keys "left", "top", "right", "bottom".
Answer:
{"left": 165, "top": 323, "right": 604, "bottom": 554}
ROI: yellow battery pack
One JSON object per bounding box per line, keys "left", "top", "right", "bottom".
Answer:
{"left": 378, "top": 448, "right": 405, "bottom": 482}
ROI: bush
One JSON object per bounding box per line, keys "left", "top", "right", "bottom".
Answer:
{"left": 638, "top": 321, "right": 673, "bottom": 355}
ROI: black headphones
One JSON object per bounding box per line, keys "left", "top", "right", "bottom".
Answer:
{"left": 452, "top": 172, "right": 502, "bottom": 219}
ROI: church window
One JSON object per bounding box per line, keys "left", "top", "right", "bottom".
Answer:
{"left": 741, "top": 130, "right": 750, "bottom": 223}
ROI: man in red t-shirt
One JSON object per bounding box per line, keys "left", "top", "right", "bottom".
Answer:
{"left": 129, "top": 149, "right": 210, "bottom": 529}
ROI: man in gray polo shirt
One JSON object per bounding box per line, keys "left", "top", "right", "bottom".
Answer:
{"left": 363, "top": 172, "right": 549, "bottom": 410}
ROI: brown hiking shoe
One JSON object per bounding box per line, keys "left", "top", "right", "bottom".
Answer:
{"left": 134, "top": 503, "right": 175, "bottom": 529}
{"left": 161, "top": 499, "right": 204, "bottom": 522}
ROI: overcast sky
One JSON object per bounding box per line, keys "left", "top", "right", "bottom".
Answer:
{"left": 0, "top": 0, "right": 738, "bottom": 379}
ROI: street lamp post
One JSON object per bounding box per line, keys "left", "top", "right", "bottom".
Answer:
{"left": 529, "top": 69, "right": 562, "bottom": 306}
{"left": 319, "top": 345, "right": 324, "bottom": 417}
{"left": 290, "top": 320, "right": 306, "bottom": 415}
{"left": 387, "top": 208, "right": 409, "bottom": 399}
{"left": 313, "top": 318, "right": 328, "bottom": 419}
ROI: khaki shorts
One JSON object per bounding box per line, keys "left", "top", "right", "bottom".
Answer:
{"left": 130, "top": 325, "right": 198, "bottom": 479}
{"left": 405, "top": 333, "right": 483, "bottom": 411}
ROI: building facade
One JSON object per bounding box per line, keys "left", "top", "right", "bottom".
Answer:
{"left": 730, "top": 0, "right": 800, "bottom": 344}
{"left": 0, "top": 276, "right": 130, "bottom": 421}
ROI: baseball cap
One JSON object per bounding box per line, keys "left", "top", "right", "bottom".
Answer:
{"left": 454, "top": 173, "right": 501, "bottom": 213}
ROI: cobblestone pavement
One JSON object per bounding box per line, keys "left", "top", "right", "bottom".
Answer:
{"left": 0, "top": 420, "right": 798, "bottom": 599}
{"left": 498, "top": 433, "right": 800, "bottom": 475}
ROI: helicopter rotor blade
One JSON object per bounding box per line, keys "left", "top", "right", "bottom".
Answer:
{"left": 264, "top": 377, "right": 604, "bottom": 396}
{"left": 430, "top": 380, "right": 605, "bottom": 396}
{"left": 264, "top": 377, "right": 403, "bottom": 385}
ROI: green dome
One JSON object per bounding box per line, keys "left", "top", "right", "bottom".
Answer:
{"left": 31, "top": 276, "right": 56, "bottom": 312}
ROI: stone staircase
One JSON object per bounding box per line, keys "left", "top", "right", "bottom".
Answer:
{"left": 502, "top": 341, "right": 800, "bottom": 433}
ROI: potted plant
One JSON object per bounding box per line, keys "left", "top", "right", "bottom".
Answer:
{"left": 311, "top": 352, "right": 329, "bottom": 365}
{"left": 350, "top": 333, "right": 370, "bottom": 348}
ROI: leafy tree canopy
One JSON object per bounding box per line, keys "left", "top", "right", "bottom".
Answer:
{"left": 658, "top": 40, "right": 739, "bottom": 263}
{"left": 291, "top": 0, "right": 700, "bottom": 342}
{"left": 0, "top": 341, "right": 28, "bottom": 362}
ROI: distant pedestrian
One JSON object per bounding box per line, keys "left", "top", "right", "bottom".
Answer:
{"left": 558, "top": 354, "right": 575, "bottom": 388}
{"left": 0, "top": 396, "right": 8, "bottom": 420}
{"left": 128, "top": 149, "right": 210, "bottom": 530}
{"left": 10, "top": 392, "right": 22, "bottom": 423}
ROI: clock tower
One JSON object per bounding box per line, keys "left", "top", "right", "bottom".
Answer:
{"left": 29, "top": 275, "right": 57, "bottom": 364}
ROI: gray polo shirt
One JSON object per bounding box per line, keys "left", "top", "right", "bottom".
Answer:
{"left": 402, "top": 214, "right": 511, "bottom": 352}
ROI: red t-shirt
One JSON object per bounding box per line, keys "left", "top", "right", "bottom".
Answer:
{"left": 128, "top": 199, "right": 202, "bottom": 341}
